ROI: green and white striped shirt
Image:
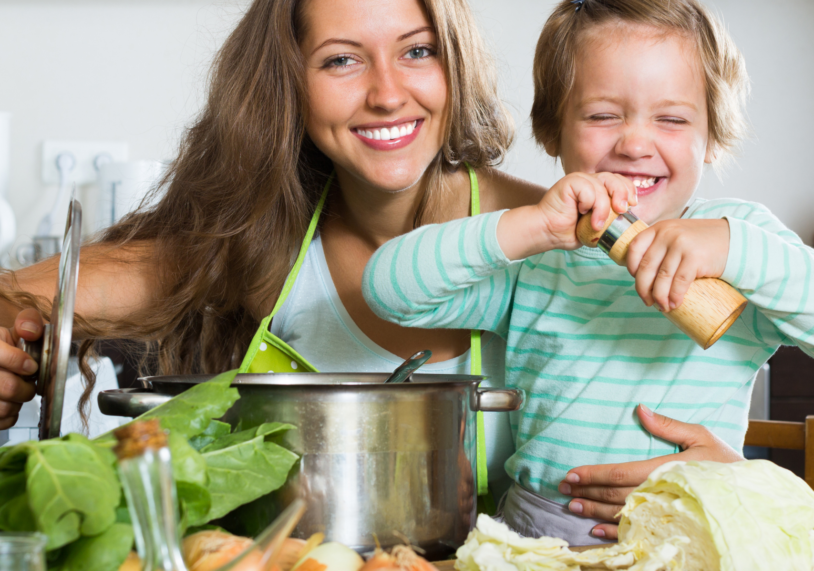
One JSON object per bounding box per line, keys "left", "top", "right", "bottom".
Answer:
{"left": 363, "top": 198, "right": 814, "bottom": 504}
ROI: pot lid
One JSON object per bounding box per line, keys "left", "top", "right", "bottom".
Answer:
{"left": 39, "top": 199, "right": 81, "bottom": 440}
{"left": 141, "top": 372, "right": 487, "bottom": 387}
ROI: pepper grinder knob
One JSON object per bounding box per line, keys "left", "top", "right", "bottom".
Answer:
{"left": 576, "top": 210, "right": 747, "bottom": 349}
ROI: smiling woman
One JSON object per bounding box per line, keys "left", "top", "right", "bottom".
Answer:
{"left": 0, "top": 0, "right": 537, "bottom": 499}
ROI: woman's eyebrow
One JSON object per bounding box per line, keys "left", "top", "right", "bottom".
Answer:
{"left": 311, "top": 38, "right": 363, "bottom": 55}
{"left": 397, "top": 26, "right": 434, "bottom": 41}
{"left": 311, "top": 27, "right": 434, "bottom": 56}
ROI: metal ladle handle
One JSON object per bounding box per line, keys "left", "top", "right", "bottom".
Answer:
{"left": 383, "top": 350, "right": 432, "bottom": 384}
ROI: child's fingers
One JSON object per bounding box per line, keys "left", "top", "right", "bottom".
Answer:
{"left": 650, "top": 249, "right": 684, "bottom": 312}
{"left": 586, "top": 176, "right": 612, "bottom": 231}
{"left": 597, "top": 172, "right": 635, "bottom": 215}
{"left": 666, "top": 257, "right": 697, "bottom": 310}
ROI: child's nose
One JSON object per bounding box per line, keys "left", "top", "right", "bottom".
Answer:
{"left": 366, "top": 61, "right": 409, "bottom": 113}
{"left": 614, "top": 124, "right": 655, "bottom": 160}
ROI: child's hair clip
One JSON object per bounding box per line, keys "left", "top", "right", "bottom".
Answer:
{"left": 571, "top": 0, "right": 584, "bottom": 11}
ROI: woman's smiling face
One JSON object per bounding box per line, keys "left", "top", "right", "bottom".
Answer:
{"left": 554, "top": 24, "right": 712, "bottom": 224}
{"left": 301, "top": 0, "right": 447, "bottom": 194}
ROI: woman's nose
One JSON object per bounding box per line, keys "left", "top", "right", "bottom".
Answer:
{"left": 614, "top": 123, "right": 655, "bottom": 160}
{"left": 366, "top": 62, "right": 408, "bottom": 112}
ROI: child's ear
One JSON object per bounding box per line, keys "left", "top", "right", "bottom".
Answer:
{"left": 704, "top": 143, "right": 716, "bottom": 164}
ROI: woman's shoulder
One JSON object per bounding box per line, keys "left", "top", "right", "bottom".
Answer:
{"left": 474, "top": 167, "right": 547, "bottom": 213}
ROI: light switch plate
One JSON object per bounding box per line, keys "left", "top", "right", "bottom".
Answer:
{"left": 42, "top": 140, "right": 129, "bottom": 185}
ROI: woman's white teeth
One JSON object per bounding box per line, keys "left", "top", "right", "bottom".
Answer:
{"left": 632, "top": 177, "right": 657, "bottom": 188}
{"left": 356, "top": 121, "right": 417, "bottom": 141}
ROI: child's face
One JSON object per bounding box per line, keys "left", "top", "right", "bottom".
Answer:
{"left": 554, "top": 24, "right": 713, "bottom": 224}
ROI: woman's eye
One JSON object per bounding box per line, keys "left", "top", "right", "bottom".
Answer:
{"left": 404, "top": 45, "right": 435, "bottom": 60}
{"left": 324, "top": 55, "right": 358, "bottom": 69}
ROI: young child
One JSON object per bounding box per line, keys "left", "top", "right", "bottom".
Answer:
{"left": 362, "top": 0, "right": 814, "bottom": 546}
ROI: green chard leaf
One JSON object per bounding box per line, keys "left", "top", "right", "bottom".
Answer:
{"left": 0, "top": 493, "right": 36, "bottom": 532}
{"left": 0, "top": 444, "right": 29, "bottom": 472}
{"left": 202, "top": 433, "right": 298, "bottom": 521}
{"left": 188, "top": 420, "right": 232, "bottom": 451}
{"left": 201, "top": 422, "right": 295, "bottom": 454}
{"left": 95, "top": 369, "right": 239, "bottom": 442}
{"left": 177, "top": 481, "right": 212, "bottom": 529}
{"left": 51, "top": 522, "right": 134, "bottom": 571}
{"left": 25, "top": 434, "right": 121, "bottom": 550}
{"left": 168, "top": 431, "right": 208, "bottom": 487}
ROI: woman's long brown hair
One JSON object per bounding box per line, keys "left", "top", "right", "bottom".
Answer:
{"left": 2, "top": 0, "right": 513, "bottom": 426}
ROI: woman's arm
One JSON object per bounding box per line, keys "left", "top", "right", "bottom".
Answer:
{"left": 0, "top": 241, "right": 161, "bottom": 330}
{"left": 0, "top": 241, "right": 162, "bottom": 428}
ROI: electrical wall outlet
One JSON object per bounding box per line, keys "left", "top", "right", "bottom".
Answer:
{"left": 42, "top": 140, "right": 129, "bottom": 185}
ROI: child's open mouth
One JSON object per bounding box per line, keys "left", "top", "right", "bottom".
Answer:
{"left": 625, "top": 175, "right": 664, "bottom": 197}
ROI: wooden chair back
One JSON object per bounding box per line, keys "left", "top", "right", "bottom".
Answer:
{"left": 744, "top": 416, "right": 814, "bottom": 489}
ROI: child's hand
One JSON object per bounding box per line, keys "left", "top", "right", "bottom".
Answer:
{"left": 626, "top": 219, "right": 730, "bottom": 311}
{"left": 498, "top": 172, "right": 636, "bottom": 260}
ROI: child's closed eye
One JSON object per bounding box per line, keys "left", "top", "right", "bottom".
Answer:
{"left": 658, "top": 116, "right": 689, "bottom": 125}
{"left": 587, "top": 114, "right": 619, "bottom": 122}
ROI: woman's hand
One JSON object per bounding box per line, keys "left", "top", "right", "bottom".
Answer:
{"left": 558, "top": 404, "right": 744, "bottom": 539}
{"left": 626, "top": 218, "right": 730, "bottom": 312}
{"left": 0, "top": 309, "right": 44, "bottom": 429}
{"left": 498, "top": 172, "right": 636, "bottom": 260}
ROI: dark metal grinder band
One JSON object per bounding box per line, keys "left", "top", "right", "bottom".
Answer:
{"left": 597, "top": 211, "right": 639, "bottom": 255}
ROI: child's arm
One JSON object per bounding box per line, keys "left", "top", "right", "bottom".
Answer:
{"left": 625, "top": 199, "right": 814, "bottom": 356}
{"left": 363, "top": 172, "right": 635, "bottom": 336}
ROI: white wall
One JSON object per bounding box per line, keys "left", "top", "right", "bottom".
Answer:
{"left": 0, "top": 0, "right": 248, "bottom": 258}
{"left": 1, "top": 0, "right": 812, "bottom": 255}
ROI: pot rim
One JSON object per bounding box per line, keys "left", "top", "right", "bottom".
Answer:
{"left": 140, "top": 372, "right": 488, "bottom": 387}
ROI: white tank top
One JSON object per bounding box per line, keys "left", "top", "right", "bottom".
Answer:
{"left": 270, "top": 233, "right": 515, "bottom": 492}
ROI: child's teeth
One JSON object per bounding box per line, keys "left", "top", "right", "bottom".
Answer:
{"left": 632, "top": 177, "right": 656, "bottom": 188}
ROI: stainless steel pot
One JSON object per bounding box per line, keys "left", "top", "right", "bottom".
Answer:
{"left": 98, "top": 373, "right": 524, "bottom": 558}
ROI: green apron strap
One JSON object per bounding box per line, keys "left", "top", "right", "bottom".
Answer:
{"left": 239, "top": 173, "right": 334, "bottom": 373}
{"left": 466, "top": 163, "right": 489, "bottom": 498}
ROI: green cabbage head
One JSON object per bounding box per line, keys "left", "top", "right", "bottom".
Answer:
{"left": 619, "top": 460, "right": 814, "bottom": 571}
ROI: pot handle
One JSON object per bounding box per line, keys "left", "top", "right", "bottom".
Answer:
{"left": 471, "top": 388, "right": 525, "bottom": 412}
{"left": 98, "top": 388, "right": 172, "bottom": 418}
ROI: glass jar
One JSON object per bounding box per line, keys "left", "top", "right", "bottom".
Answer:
{"left": 0, "top": 533, "right": 47, "bottom": 571}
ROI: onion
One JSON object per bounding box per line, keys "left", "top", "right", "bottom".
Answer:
{"left": 277, "top": 533, "right": 325, "bottom": 571}
{"left": 291, "top": 542, "right": 364, "bottom": 571}
{"left": 359, "top": 546, "right": 438, "bottom": 571}
{"left": 182, "top": 530, "right": 257, "bottom": 571}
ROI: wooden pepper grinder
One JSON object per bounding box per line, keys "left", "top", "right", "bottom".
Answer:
{"left": 576, "top": 209, "right": 747, "bottom": 349}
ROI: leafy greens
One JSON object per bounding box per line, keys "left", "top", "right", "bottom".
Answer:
{"left": 0, "top": 369, "right": 298, "bottom": 571}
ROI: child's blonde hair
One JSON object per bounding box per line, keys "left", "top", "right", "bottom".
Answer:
{"left": 531, "top": 0, "right": 749, "bottom": 163}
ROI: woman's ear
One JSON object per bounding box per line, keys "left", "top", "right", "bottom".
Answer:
{"left": 543, "top": 139, "right": 559, "bottom": 158}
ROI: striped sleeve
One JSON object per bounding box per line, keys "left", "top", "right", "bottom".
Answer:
{"left": 362, "top": 211, "right": 520, "bottom": 338}
{"left": 693, "top": 199, "right": 814, "bottom": 357}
